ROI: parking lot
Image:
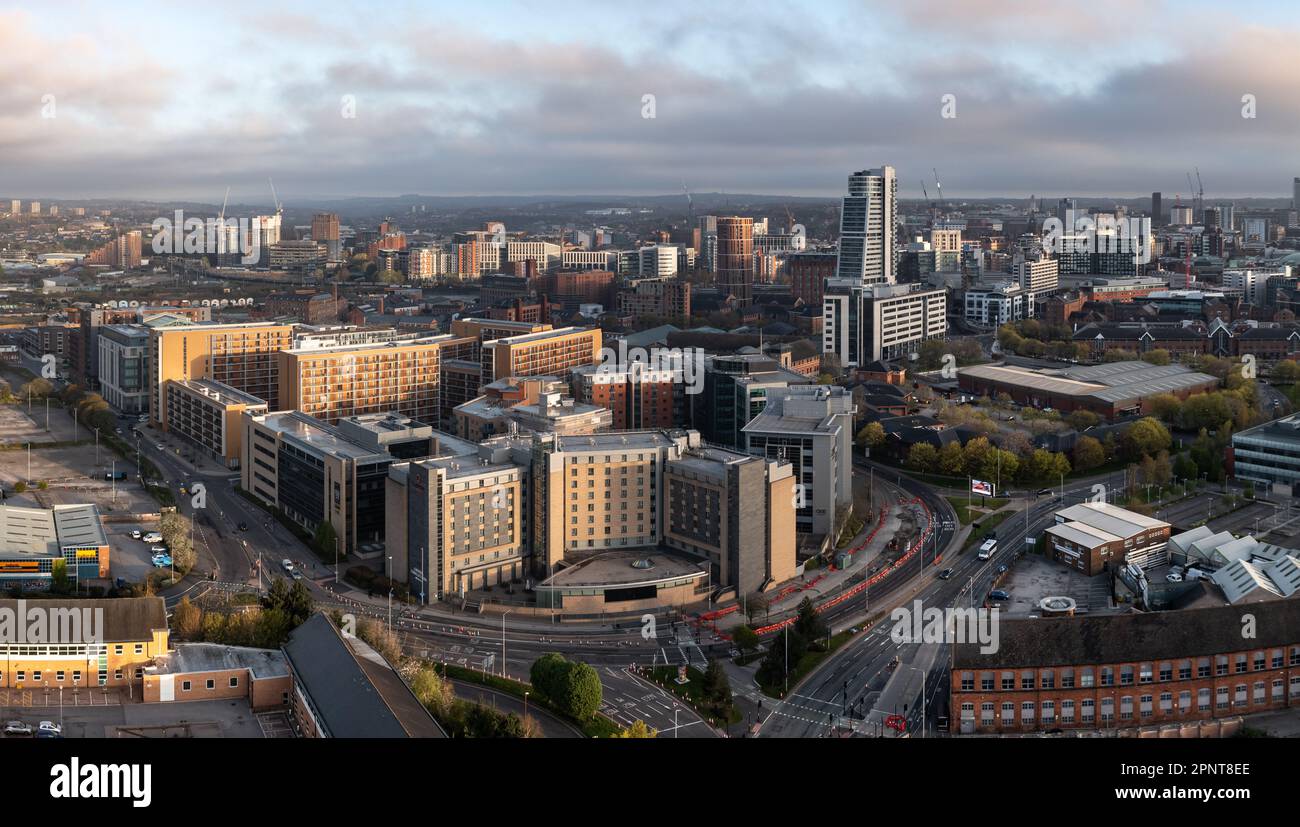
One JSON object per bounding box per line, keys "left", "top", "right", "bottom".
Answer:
{"left": 994, "top": 553, "right": 1116, "bottom": 617}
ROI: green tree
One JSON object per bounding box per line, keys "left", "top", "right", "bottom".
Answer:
{"left": 793, "top": 596, "right": 826, "bottom": 643}
{"left": 1065, "top": 409, "right": 1100, "bottom": 431}
{"left": 906, "top": 442, "right": 938, "bottom": 473}
{"left": 1120, "top": 417, "right": 1172, "bottom": 462}
{"left": 1072, "top": 435, "right": 1105, "bottom": 473}
{"left": 1141, "top": 349, "right": 1171, "bottom": 366}
{"left": 856, "top": 421, "right": 886, "bottom": 450}
{"left": 555, "top": 659, "right": 602, "bottom": 720}
{"left": 699, "top": 659, "right": 733, "bottom": 720}
{"left": 732, "top": 625, "right": 760, "bottom": 655}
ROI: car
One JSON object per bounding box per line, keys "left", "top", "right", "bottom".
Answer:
{"left": 155, "top": 443, "right": 165, "bottom": 451}
{"left": 178, "top": 486, "right": 186, "bottom": 495}
{"left": 151, "top": 555, "right": 172, "bottom": 568}
{"left": 989, "top": 589, "right": 1011, "bottom": 601}
{"left": 1166, "top": 572, "right": 1184, "bottom": 583}
{"left": 4, "top": 721, "right": 32, "bottom": 736}
{"left": 291, "top": 570, "right": 303, "bottom": 580}
{"left": 36, "top": 721, "right": 62, "bottom": 738}
{"left": 130, "top": 530, "right": 142, "bottom": 540}
{"left": 142, "top": 532, "right": 162, "bottom": 543}
{"left": 1037, "top": 488, "right": 1053, "bottom": 497}
{"left": 996, "top": 563, "right": 1009, "bottom": 574}
{"left": 238, "top": 522, "right": 248, "bottom": 532}
{"left": 150, "top": 545, "right": 168, "bottom": 554}
{"left": 938, "top": 568, "right": 954, "bottom": 580}
{"left": 280, "top": 559, "right": 293, "bottom": 572}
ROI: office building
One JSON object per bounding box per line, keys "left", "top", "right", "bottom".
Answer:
{"left": 715, "top": 216, "right": 754, "bottom": 305}
{"left": 1151, "top": 192, "right": 1163, "bottom": 227}
{"left": 835, "top": 166, "right": 897, "bottom": 286}
{"left": 535, "top": 269, "right": 614, "bottom": 311}
{"left": 268, "top": 240, "right": 326, "bottom": 270}
{"left": 691, "top": 354, "right": 812, "bottom": 448}
{"left": 1230, "top": 412, "right": 1300, "bottom": 491}
{"left": 616, "top": 278, "right": 691, "bottom": 323}
{"left": 743, "top": 385, "right": 855, "bottom": 538}
{"left": 787, "top": 250, "right": 837, "bottom": 306}
{"left": 97, "top": 324, "right": 150, "bottom": 413}
{"left": 823, "top": 280, "right": 946, "bottom": 367}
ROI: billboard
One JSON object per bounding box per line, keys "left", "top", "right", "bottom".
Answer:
{"left": 971, "top": 479, "right": 995, "bottom": 497}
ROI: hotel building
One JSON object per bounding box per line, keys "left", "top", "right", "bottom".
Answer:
{"left": 149, "top": 322, "right": 296, "bottom": 427}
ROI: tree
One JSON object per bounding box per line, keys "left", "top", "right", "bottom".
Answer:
{"left": 1120, "top": 417, "right": 1172, "bottom": 462}
{"left": 1273, "top": 360, "right": 1300, "bottom": 384}
{"left": 732, "top": 625, "right": 760, "bottom": 655}
{"left": 1141, "top": 349, "right": 1171, "bottom": 366}
{"left": 616, "top": 720, "right": 658, "bottom": 738}
{"left": 18, "top": 378, "right": 53, "bottom": 400}
{"left": 557, "top": 659, "right": 603, "bottom": 720}
{"left": 793, "top": 596, "right": 826, "bottom": 643}
{"left": 1173, "top": 452, "right": 1198, "bottom": 483}
{"left": 906, "top": 442, "right": 938, "bottom": 473}
{"left": 173, "top": 596, "right": 202, "bottom": 639}
{"left": 856, "top": 421, "right": 885, "bottom": 450}
{"left": 357, "top": 617, "right": 401, "bottom": 663}
{"left": 937, "top": 440, "right": 965, "bottom": 476}
{"left": 411, "top": 665, "right": 455, "bottom": 716}
{"left": 699, "top": 659, "right": 734, "bottom": 721}
{"left": 1065, "top": 409, "right": 1100, "bottom": 431}
{"left": 530, "top": 653, "right": 568, "bottom": 700}
{"left": 1072, "top": 435, "right": 1105, "bottom": 473}
{"left": 313, "top": 520, "right": 338, "bottom": 559}
{"left": 744, "top": 592, "right": 768, "bottom": 623}
{"left": 756, "top": 628, "right": 805, "bottom": 690}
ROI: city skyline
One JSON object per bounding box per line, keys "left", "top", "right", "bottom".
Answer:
{"left": 5, "top": 1, "right": 1300, "bottom": 200}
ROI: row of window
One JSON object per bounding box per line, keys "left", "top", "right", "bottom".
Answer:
{"left": 959, "top": 649, "right": 1300, "bottom": 691}
{"left": 963, "top": 677, "right": 1300, "bottom": 724}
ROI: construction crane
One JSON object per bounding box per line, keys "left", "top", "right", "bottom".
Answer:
{"left": 682, "top": 181, "right": 693, "bottom": 225}
{"left": 216, "top": 186, "right": 230, "bottom": 256}
{"left": 1195, "top": 167, "right": 1205, "bottom": 220}
{"left": 1186, "top": 173, "right": 1196, "bottom": 221}
{"left": 268, "top": 177, "right": 283, "bottom": 219}
{"left": 933, "top": 168, "right": 945, "bottom": 210}
{"left": 783, "top": 203, "right": 796, "bottom": 235}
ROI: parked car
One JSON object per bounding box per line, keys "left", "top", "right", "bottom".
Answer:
{"left": 36, "top": 721, "right": 62, "bottom": 738}
{"left": 151, "top": 555, "right": 172, "bottom": 568}
{"left": 291, "top": 570, "right": 303, "bottom": 581}
{"left": 281, "top": 559, "right": 294, "bottom": 573}
{"left": 142, "top": 532, "right": 163, "bottom": 543}
{"left": 989, "top": 589, "right": 1011, "bottom": 601}
{"left": 1166, "top": 572, "right": 1184, "bottom": 583}
{"left": 130, "top": 530, "right": 142, "bottom": 540}
{"left": 996, "top": 563, "right": 1009, "bottom": 574}
{"left": 150, "top": 545, "right": 168, "bottom": 554}
{"left": 4, "top": 721, "right": 32, "bottom": 736}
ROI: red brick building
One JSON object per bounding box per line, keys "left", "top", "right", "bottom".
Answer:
{"left": 951, "top": 600, "right": 1300, "bottom": 734}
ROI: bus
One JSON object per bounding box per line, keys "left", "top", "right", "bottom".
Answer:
{"left": 977, "top": 538, "right": 997, "bottom": 561}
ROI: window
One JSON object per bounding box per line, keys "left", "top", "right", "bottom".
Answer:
{"left": 1020, "top": 702, "right": 1034, "bottom": 723}
{"left": 980, "top": 672, "right": 994, "bottom": 691}
{"left": 1120, "top": 696, "right": 1134, "bottom": 720}
{"left": 1197, "top": 658, "right": 1210, "bottom": 679}
{"left": 1061, "top": 700, "right": 1075, "bottom": 724}
{"left": 1216, "top": 686, "right": 1229, "bottom": 710}
{"left": 1040, "top": 701, "right": 1055, "bottom": 722}
{"left": 1140, "top": 694, "right": 1153, "bottom": 718}
{"left": 1020, "top": 671, "right": 1034, "bottom": 690}
{"left": 1178, "top": 660, "right": 1191, "bottom": 681}
{"left": 206, "top": 679, "right": 215, "bottom": 690}
{"left": 135, "top": 644, "right": 144, "bottom": 655}
{"left": 230, "top": 676, "right": 239, "bottom": 688}
{"left": 1040, "top": 669, "right": 1055, "bottom": 689}
{"left": 56, "top": 671, "right": 65, "bottom": 682}
{"left": 981, "top": 702, "right": 994, "bottom": 724}
{"left": 1001, "top": 672, "right": 1015, "bottom": 691}
{"left": 1139, "top": 663, "right": 1153, "bottom": 684}
{"left": 1198, "top": 688, "right": 1211, "bottom": 712}
{"left": 1216, "top": 655, "right": 1228, "bottom": 676}
{"left": 1272, "top": 649, "right": 1285, "bottom": 669}
{"left": 1100, "top": 667, "right": 1114, "bottom": 687}
{"left": 1234, "top": 685, "right": 1248, "bottom": 707}
{"left": 1158, "top": 662, "right": 1172, "bottom": 682}
{"left": 1253, "top": 682, "right": 1265, "bottom": 704}
{"left": 1253, "top": 652, "right": 1266, "bottom": 671}
{"left": 1001, "top": 702, "right": 1014, "bottom": 722}
{"left": 115, "top": 645, "right": 123, "bottom": 655}
{"left": 182, "top": 681, "right": 192, "bottom": 691}
{"left": 960, "top": 672, "right": 973, "bottom": 691}
{"left": 1120, "top": 666, "right": 1134, "bottom": 686}
{"left": 1235, "top": 654, "right": 1247, "bottom": 674}
{"left": 33, "top": 671, "right": 41, "bottom": 681}
{"left": 1061, "top": 668, "right": 1075, "bottom": 689}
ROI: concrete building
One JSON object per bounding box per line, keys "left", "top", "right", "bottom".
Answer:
{"left": 823, "top": 280, "right": 946, "bottom": 367}
{"left": 311, "top": 213, "right": 342, "bottom": 261}
{"left": 661, "top": 446, "right": 797, "bottom": 596}
{"left": 97, "top": 324, "right": 149, "bottom": 413}
{"left": 715, "top": 216, "right": 754, "bottom": 305}
{"left": 1230, "top": 412, "right": 1300, "bottom": 491}
{"left": 143, "top": 644, "right": 290, "bottom": 710}
{"left": 743, "top": 385, "right": 856, "bottom": 538}
{"left": 617, "top": 277, "right": 691, "bottom": 323}
{"left": 691, "top": 353, "right": 811, "bottom": 448}
{"left": 164, "top": 378, "right": 269, "bottom": 468}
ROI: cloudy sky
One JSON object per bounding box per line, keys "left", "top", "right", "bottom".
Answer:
{"left": 3, "top": 0, "right": 1300, "bottom": 201}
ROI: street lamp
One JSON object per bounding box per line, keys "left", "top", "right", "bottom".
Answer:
{"left": 501, "top": 609, "right": 511, "bottom": 678}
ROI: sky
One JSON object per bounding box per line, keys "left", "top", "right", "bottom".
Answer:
{"left": 3, "top": 0, "right": 1300, "bottom": 202}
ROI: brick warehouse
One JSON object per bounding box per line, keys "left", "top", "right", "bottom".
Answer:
{"left": 950, "top": 600, "right": 1300, "bottom": 734}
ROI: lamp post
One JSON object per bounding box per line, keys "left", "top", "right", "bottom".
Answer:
{"left": 501, "top": 609, "right": 511, "bottom": 678}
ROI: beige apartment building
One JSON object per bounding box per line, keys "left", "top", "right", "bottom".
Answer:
{"left": 387, "top": 456, "right": 525, "bottom": 600}
{"left": 149, "top": 322, "right": 296, "bottom": 427}
{"left": 278, "top": 334, "right": 469, "bottom": 425}
{"left": 480, "top": 326, "right": 602, "bottom": 384}
{"left": 164, "top": 378, "right": 269, "bottom": 468}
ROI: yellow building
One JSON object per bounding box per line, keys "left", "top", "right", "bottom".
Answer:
{"left": 164, "top": 378, "right": 269, "bottom": 468}
{"left": 149, "top": 322, "right": 296, "bottom": 427}
{"left": 0, "top": 597, "right": 168, "bottom": 690}
{"left": 481, "top": 326, "right": 602, "bottom": 384}
{"left": 278, "top": 334, "right": 465, "bottom": 425}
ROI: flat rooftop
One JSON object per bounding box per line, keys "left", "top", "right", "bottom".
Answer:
{"left": 255, "top": 411, "right": 388, "bottom": 462}
{"left": 149, "top": 643, "right": 289, "bottom": 679}
{"left": 171, "top": 378, "right": 268, "bottom": 408}
{"left": 541, "top": 549, "right": 708, "bottom": 589}
{"left": 960, "top": 360, "right": 1217, "bottom": 404}
{"left": 0, "top": 504, "right": 107, "bottom": 555}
